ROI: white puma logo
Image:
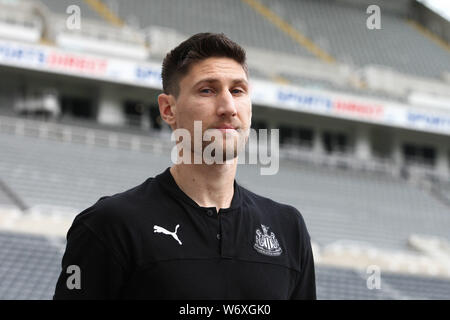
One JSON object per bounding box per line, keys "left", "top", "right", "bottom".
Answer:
{"left": 153, "top": 224, "right": 182, "bottom": 245}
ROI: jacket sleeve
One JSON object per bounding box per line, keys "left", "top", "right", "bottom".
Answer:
{"left": 290, "top": 216, "right": 317, "bottom": 300}
{"left": 53, "top": 221, "right": 126, "bottom": 300}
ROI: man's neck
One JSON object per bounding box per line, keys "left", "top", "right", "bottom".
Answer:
{"left": 170, "top": 160, "right": 237, "bottom": 213}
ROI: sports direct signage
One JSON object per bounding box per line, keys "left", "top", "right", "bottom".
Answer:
{"left": 275, "top": 87, "right": 384, "bottom": 120}
{"left": 251, "top": 79, "right": 450, "bottom": 136}
{"left": 0, "top": 39, "right": 449, "bottom": 136}
{"left": 407, "top": 111, "right": 450, "bottom": 132}
{"left": 0, "top": 39, "right": 162, "bottom": 88}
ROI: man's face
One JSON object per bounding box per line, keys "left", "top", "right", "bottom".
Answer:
{"left": 172, "top": 57, "right": 252, "bottom": 162}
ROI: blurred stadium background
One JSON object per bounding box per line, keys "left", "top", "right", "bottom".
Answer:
{"left": 0, "top": 0, "right": 449, "bottom": 300}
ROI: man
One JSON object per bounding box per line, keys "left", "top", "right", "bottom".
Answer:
{"left": 53, "top": 33, "right": 316, "bottom": 299}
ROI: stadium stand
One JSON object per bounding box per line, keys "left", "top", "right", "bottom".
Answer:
{"left": 238, "top": 160, "right": 450, "bottom": 252}
{"left": 47, "top": 0, "right": 450, "bottom": 80}
{"left": 316, "top": 264, "right": 450, "bottom": 300}
{"left": 0, "top": 124, "right": 169, "bottom": 211}
{"left": 0, "top": 230, "right": 64, "bottom": 300}
{"left": 10, "top": 0, "right": 447, "bottom": 101}
{"left": 37, "top": 0, "right": 449, "bottom": 102}
{"left": 258, "top": 0, "right": 450, "bottom": 79}
{"left": 38, "top": 0, "right": 105, "bottom": 23}
{"left": 0, "top": 0, "right": 449, "bottom": 300}
{"left": 0, "top": 117, "right": 448, "bottom": 254}
{"left": 102, "top": 0, "right": 315, "bottom": 58}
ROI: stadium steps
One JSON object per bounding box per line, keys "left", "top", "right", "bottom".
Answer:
{"left": 0, "top": 179, "right": 24, "bottom": 210}
{"left": 240, "top": 0, "right": 335, "bottom": 63}
{"left": 83, "top": 0, "right": 125, "bottom": 27}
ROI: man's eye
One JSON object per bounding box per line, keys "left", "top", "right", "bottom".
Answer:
{"left": 200, "top": 88, "right": 213, "bottom": 94}
{"left": 231, "top": 88, "right": 244, "bottom": 94}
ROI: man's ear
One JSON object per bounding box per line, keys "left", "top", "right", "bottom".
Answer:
{"left": 158, "top": 93, "right": 177, "bottom": 130}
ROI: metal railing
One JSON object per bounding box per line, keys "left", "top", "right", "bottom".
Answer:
{"left": 0, "top": 114, "right": 171, "bottom": 154}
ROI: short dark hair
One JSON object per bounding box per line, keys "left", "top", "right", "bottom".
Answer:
{"left": 161, "top": 33, "right": 248, "bottom": 97}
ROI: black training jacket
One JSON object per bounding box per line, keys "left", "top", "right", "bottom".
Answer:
{"left": 53, "top": 167, "right": 316, "bottom": 299}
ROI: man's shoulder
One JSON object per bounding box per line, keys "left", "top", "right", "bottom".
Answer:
{"left": 63, "top": 177, "right": 162, "bottom": 267}
{"left": 239, "top": 184, "right": 312, "bottom": 248}
{"left": 71, "top": 176, "right": 160, "bottom": 232}
{"left": 239, "top": 184, "right": 305, "bottom": 223}
{"left": 92, "top": 176, "right": 157, "bottom": 208}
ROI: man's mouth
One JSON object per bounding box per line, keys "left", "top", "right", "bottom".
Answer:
{"left": 213, "top": 124, "right": 238, "bottom": 133}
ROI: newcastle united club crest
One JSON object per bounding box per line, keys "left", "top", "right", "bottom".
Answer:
{"left": 253, "top": 224, "right": 282, "bottom": 256}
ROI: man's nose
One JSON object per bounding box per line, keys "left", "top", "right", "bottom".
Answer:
{"left": 216, "top": 90, "right": 237, "bottom": 118}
